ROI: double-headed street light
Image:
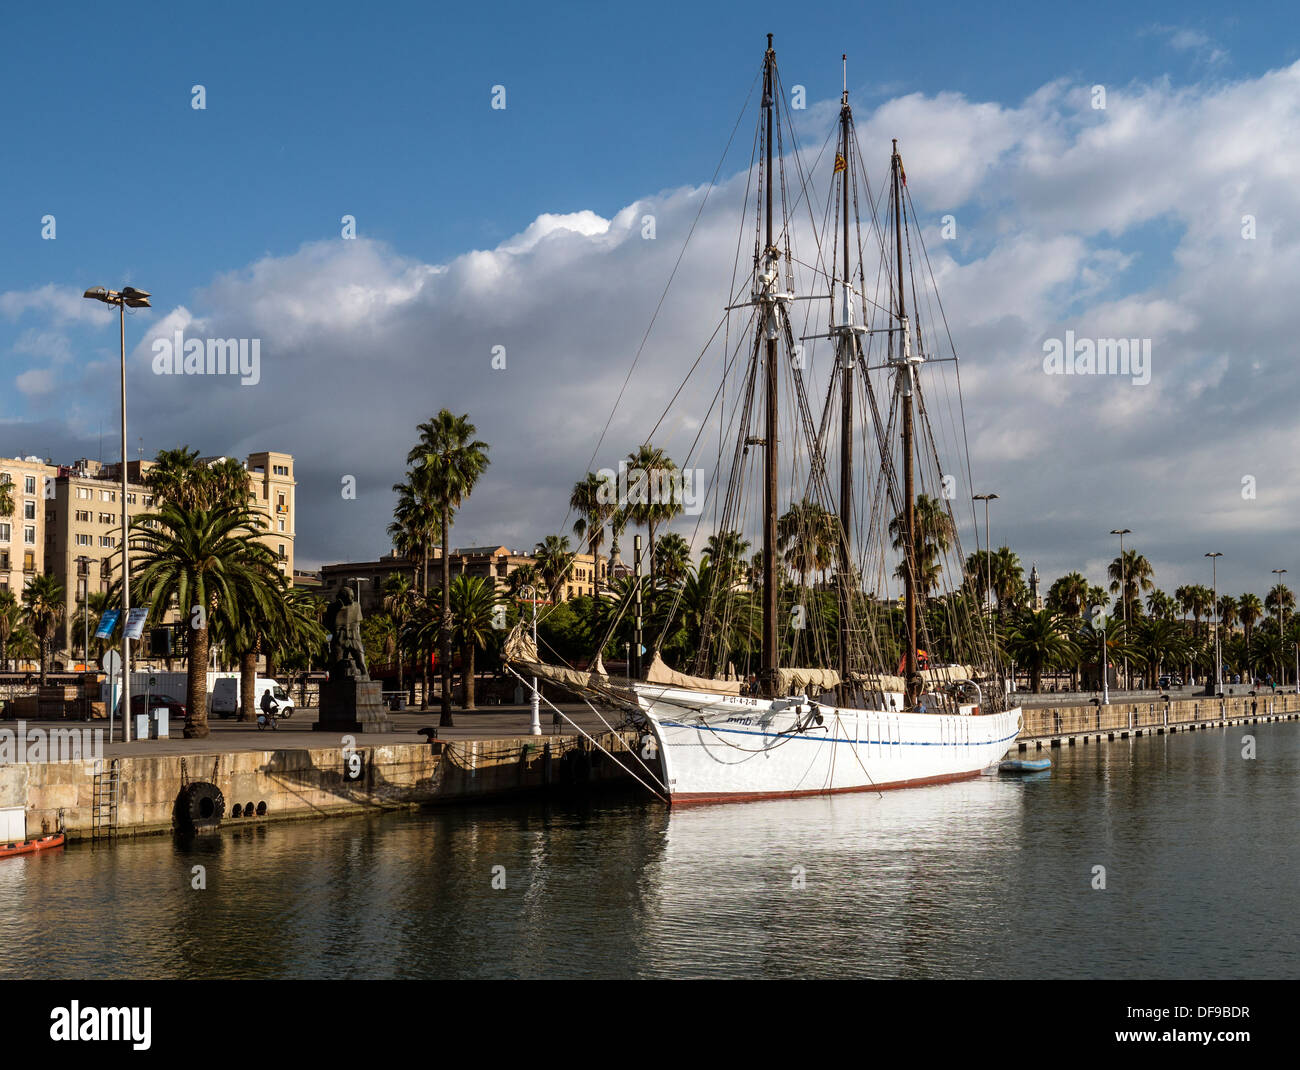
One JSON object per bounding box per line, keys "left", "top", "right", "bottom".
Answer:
{"left": 1206, "top": 552, "right": 1223, "bottom": 694}
{"left": 83, "top": 285, "right": 151, "bottom": 743}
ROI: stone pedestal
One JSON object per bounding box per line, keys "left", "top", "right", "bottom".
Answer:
{"left": 313, "top": 677, "right": 394, "bottom": 734}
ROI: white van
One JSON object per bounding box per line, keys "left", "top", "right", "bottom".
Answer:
{"left": 211, "top": 677, "right": 294, "bottom": 720}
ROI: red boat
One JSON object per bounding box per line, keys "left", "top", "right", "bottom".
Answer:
{"left": 0, "top": 833, "right": 65, "bottom": 859}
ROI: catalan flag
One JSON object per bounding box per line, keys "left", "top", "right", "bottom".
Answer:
{"left": 833, "top": 153, "right": 847, "bottom": 173}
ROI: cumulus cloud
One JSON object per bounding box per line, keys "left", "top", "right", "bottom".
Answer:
{"left": 4, "top": 59, "right": 1300, "bottom": 597}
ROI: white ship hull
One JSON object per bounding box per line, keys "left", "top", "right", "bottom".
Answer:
{"left": 635, "top": 684, "right": 1022, "bottom": 805}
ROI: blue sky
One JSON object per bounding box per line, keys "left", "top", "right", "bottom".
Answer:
{"left": 2, "top": 0, "right": 1286, "bottom": 298}
{"left": 4, "top": 1, "right": 1300, "bottom": 595}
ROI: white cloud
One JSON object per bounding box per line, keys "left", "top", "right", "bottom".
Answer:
{"left": 7, "top": 59, "right": 1300, "bottom": 598}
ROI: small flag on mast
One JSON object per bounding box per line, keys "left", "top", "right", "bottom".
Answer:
{"left": 834, "top": 153, "right": 847, "bottom": 173}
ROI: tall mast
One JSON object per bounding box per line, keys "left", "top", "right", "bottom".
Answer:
{"left": 893, "top": 139, "right": 918, "bottom": 708}
{"left": 837, "top": 57, "right": 853, "bottom": 681}
{"left": 760, "top": 33, "right": 779, "bottom": 692}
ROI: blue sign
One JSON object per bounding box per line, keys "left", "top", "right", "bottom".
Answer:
{"left": 95, "top": 609, "right": 121, "bottom": 639}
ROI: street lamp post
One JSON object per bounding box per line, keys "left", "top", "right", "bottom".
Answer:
{"left": 519, "top": 584, "right": 541, "bottom": 735}
{"left": 83, "top": 285, "right": 151, "bottom": 743}
{"left": 1110, "top": 528, "right": 1131, "bottom": 689}
{"left": 1206, "top": 552, "right": 1222, "bottom": 694}
{"left": 973, "top": 493, "right": 998, "bottom": 640}
{"left": 1272, "top": 568, "right": 1288, "bottom": 686}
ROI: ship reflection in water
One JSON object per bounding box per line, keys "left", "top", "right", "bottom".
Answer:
{"left": 1, "top": 723, "right": 1296, "bottom": 979}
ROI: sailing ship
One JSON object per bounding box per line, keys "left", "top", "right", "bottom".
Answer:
{"left": 507, "top": 35, "right": 1022, "bottom": 804}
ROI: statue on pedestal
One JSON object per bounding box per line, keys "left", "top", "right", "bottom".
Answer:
{"left": 327, "top": 587, "right": 368, "bottom": 681}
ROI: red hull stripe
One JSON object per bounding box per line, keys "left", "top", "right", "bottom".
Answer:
{"left": 668, "top": 767, "right": 982, "bottom": 807}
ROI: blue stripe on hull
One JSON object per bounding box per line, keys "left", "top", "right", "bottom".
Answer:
{"left": 658, "top": 720, "right": 1020, "bottom": 749}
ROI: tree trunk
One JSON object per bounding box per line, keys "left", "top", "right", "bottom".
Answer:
{"left": 238, "top": 648, "right": 257, "bottom": 721}
{"left": 184, "top": 626, "right": 211, "bottom": 738}
{"left": 421, "top": 547, "right": 430, "bottom": 710}
{"left": 39, "top": 634, "right": 48, "bottom": 686}
{"left": 440, "top": 504, "right": 454, "bottom": 726}
{"left": 462, "top": 642, "right": 476, "bottom": 710}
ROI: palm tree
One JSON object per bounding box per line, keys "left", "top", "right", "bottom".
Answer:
{"left": 214, "top": 560, "right": 290, "bottom": 722}
{"left": 147, "top": 446, "right": 209, "bottom": 509}
{"left": 130, "top": 503, "right": 284, "bottom": 738}
{"left": 570, "top": 472, "right": 615, "bottom": 594}
{"left": 1216, "top": 594, "right": 1239, "bottom": 633}
{"left": 653, "top": 532, "right": 692, "bottom": 589}
{"left": 21, "top": 574, "right": 65, "bottom": 685}
{"left": 1046, "top": 571, "right": 1091, "bottom": 617}
{"left": 989, "top": 547, "right": 1024, "bottom": 616}
{"left": 269, "top": 586, "right": 328, "bottom": 701}
{"left": 703, "top": 530, "right": 751, "bottom": 590}
{"left": 1189, "top": 585, "right": 1214, "bottom": 639}
{"left": 780, "top": 499, "right": 836, "bottom": 587}
{"left": 5, "top": 622, "right": 38, "bottom": 671}
{"left": 0, "top": 474, "right": 14, "bottom": 526}
{"left": 1132, "top": 616, "right": 1189, "bottom": 682}
{"left": 1108, "top": 549, "right": 1155, "bottom": 622}
{"left": 1266, "top": 583, "right": 1295, "bottom": 624}
{"left": 506, "top": 563, "right": 540, "bottom": 599}
{"left": 623, "top": 443, "right": 682, "bottom": 584}
{"left": 407, "top": 410, "right": 490, "bottom": 726}
{"left": 1004, "top": 609, "right": 1078, "bottom": 693}
{"left": 389, "top": 476, "right": 439, "bottom": 707}
{"left": 0, "top": 588, "right": 19, "bottom": 671}
{"left": 1146, "top": 589, "right": 1178, "bottom": 620}
{"left": 534, "top": 535, "right": 576, "bottom": 602}
{"left": 889, "top": 494, "right": 955, "bottom": 597}
{"left": 446, "top": 575, "right": 499, "bottom": 709}
{"left": 1239, "top": 593, "right": 1264, "bottom": 647}
{"left": 382, "top": 572, "right": 417, "bottom": 699}
{"left": 73, "top": 590, "right": 117, "bottom": 661}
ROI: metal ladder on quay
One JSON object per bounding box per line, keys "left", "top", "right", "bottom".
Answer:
{"left": 91, "top": 758, "right": 121, "bottom": 843}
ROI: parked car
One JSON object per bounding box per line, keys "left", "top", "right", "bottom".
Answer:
{"left": 1157, "top": 674, "right": 1183, "bottom": 688}
{"left": 116, "top": 693, "right": 187, "bottom": 720}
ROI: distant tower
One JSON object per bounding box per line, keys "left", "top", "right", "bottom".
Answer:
{"left": 1029, "top": 563, "right": 1042, "bottom": 610}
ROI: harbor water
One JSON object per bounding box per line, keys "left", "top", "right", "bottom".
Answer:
{"left": 3, "top": 722, "right": 1296, "bottom": 979}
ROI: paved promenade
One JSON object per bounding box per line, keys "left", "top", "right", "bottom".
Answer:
{"left": 8, "top": 704, "right": 626, "bottom": 759}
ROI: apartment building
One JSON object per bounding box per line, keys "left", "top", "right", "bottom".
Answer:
{"left": 43, "top": 450, "right": 296, "bottom": 654}
{"left": 0, "top": 455, "right": 51, "bottom": 596}
{"left": 317, "top": 545, "right": 609, "bottom": 613}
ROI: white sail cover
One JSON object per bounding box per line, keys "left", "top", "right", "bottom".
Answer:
{"left": 644, "top": 653, "right": 743, "bottom": 695}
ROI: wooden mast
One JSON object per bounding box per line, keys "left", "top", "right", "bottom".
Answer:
{"left": 894, "top": 139, "right": 918, "bottom": 708}
{"left": 760, "top": 34, "right": 780, "bottom": 694}
{"left": 837, "top": 58, "right": 853, "bottom": 682}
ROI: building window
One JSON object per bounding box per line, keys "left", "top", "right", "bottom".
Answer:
{"left": 100, "top": 561, "right": 112, "bottom": 579}
{"left": 100, "top": 489, "right": 114, "bottom": 502}
{"left": 0, "top": 551, "right": 8, "bottom": 570}
{"left": 24, "top": 476, "right": 36, "bottom": 495}
{"left": 0, "top": 523, "right": 8, "bottom": 542}
{"left": 24, "top": 526, "right": 35, "bottom": 545}
{"left": 77, "top": 486, "right": 91, "bottom": 499}
{"left": 98, "top": 513, "right": 113, "bottom": 524}
{"left": 99, "top": 535, "right": 115, "bottom": 548}
{"left": 278, "top": 544, "right": 286, "bottom": 559}
{"left": 23, "top": 552, "right": 35, "bottom": 571}
{"left": 127, "top": 493, "right": 136, "bottom": 504}
{"left": 278, "top": 518, "right": 285, "bottom": 532}
{"left": 144, "top": 495, "right": 153, "bottom": 507}
{"left": 76, "top": 533, "right": 92, "bottom": 546}
{"left": 23, "top": 501, "right": 35, "bottom": 520}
